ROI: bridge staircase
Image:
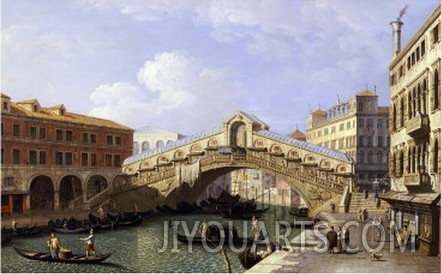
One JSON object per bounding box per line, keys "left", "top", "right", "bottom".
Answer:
{"left": 348, "top": 192, "right": 388, "bottom": 213}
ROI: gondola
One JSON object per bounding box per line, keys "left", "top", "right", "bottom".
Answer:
{"left": 13, "top": 245, "right": 112, "bottom": 264}
{"left": 117, "top": 213, "right": 142, "bottom": 227}
{"left": 49, "top": 225, "right": 99, "bottom": 234}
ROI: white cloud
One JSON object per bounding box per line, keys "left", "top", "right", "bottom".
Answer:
{"left": 89, "top": 51, "right": 242, "bottom": 133}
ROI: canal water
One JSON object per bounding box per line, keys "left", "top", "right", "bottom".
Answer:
{"left": 2, "top": 206, "right": 301, "bottom": 273}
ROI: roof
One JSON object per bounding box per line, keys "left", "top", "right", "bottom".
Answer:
{"left": 287, "top": 129, "right": 306, "bottom": 140}
{"left": 356, "top": 90, "right": 376, "bottom": 97}
{"left": 256, "top": 130, "right": 354, "bottom": 164}
{"left": 5, "top": 98, "right": 132, "bottom": 131}
{"left": 123, "top": 111, "right": 355, "bottom": 165}
{"left": 380, "top": 192, "right": 440, "bottom": 205}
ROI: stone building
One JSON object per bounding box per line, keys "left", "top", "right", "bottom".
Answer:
{"left": 381, "top": 4, "right": 440, "bottom": 256}
{"left": 133, "top": 126, "right": 183, "bottom": 155}
{"left": 1, "top": 93, "right": 133, "bottom": 214}
{"left": 306, "top": 91, "right": 390, "bottom": 189}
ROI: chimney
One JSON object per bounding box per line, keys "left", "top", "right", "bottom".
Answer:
{"left": 390, "top": 19, "right": 403, "bottom": 54}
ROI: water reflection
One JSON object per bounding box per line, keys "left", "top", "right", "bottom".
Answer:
{"left": 2, "top": 206, "right": 299, "bottom": 273}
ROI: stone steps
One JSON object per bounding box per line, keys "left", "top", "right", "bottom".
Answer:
{"left": 348, "top": 192, "right": 388, "bottom": 213}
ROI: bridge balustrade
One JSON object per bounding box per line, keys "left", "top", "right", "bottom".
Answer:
{"left": 113, "top": 152, "right": 346, "bottom": 198}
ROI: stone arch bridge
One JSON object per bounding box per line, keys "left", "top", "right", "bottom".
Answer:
{"left": 113, "top": 111, "right": 355, "bottom": 213}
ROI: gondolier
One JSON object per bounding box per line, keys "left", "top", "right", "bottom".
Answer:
{"left": 80, "top": 229, "right": 96, "bottom": 258}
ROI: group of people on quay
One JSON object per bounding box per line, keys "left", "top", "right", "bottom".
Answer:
{"left": 326, "top": 225, "right": 350, "bottom": 254}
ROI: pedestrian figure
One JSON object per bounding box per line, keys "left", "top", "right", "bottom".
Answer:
{"left": 363, "top": 208, "right": 368, "bottom": 221}
{"left": 251, "top": 215, "right": 260, "bottom": 239}
{"left": 326, "top": 226, "right": 337, "bottom": 253}
{"left": 330, "top": 201, "right": 335, "bottom": 213}
{"left": 342, "top": 225, "right": 350, "bottom": 252}
{"left": 47, "top": 232, "right": 61, "bottom": 259}
{"left": 364, "top": 189, "right": 368, "bottom": 199}
{"left": 200, "top": 218, "right": 208, "bottom": 239}
{"left": 336, "top": 226, "right": 342, "bottom": 253}
{"left": 373, "top": 190, "right": 378, "bottom": 202}
{"left": 80, "top": 229, "right": 96, "bottom": 258}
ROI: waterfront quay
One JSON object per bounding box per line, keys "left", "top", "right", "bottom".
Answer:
{"left": 248, "top": 212, "right": 441, "bottom": 273}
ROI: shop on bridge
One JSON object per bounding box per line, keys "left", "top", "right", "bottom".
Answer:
{"left": 1, "top": 191, "right": 27, "bottom": 216}
{"left": 380, "top": 192, "right": 440, "bottom": 256}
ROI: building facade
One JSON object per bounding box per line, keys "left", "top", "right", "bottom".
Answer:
{"left": 1, "top": 93, "right": 134, "bottom": 214}
{"left": 306, "top": 91, "right": 390, "bottom": 189}
{"left": 133, "top": 126, "right": 182, "bottom": 155}
{"left": 383, "top": 4, "right": 440, "bottom": 256}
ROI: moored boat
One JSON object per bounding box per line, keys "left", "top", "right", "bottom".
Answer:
{"left": 13, "top": 245, "right": 112, "bottom": 264}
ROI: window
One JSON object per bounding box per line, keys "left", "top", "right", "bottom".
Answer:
{"left": 29, "top": 126, "right": 37, "bottom": 139}
{"left": 65, "top": 152, "right": 73, "bottom": 165}
{"left": 39, "top": 151, "right": 47, "bottom": 165}
{"left": 421, "top": 40, "right": 425, "bottom": 56}
{"left": 55, "top": 152, "right": 63, "bottom": 165}
{"left": 115, "top": 136, "right": 121, "bottom": 145}
{"left": 82, "top": 153, "right": 88, "bottom": 166}
{"left": 82, "top": 133, "right": 89, "bottom": 143}
{"left": 106, "top": 135, "right": 113, "bottom": 145}
{"left": 40, "top": 127, "right": 46, "bottom": 140}
{"left": 367, "top": 119, "right": 373, "bottom": 129}
{"left": 29, "top": 150, "right": 37, "bottom": 165}
{"left": 331, "top": 126, "right": 336, "bottom": 134}
{"left": 358, "top": 102, "right": 363, "bottom": 112}
{"left": 2, "top": 102, "right": 8, "bottom": 110}
{"left": 66, "top": 130, "right": 73, "bottom": 142}
{"left": 13, "top": 149, "right": 20, "bottom": 164}
{"left": 90, "top": 134, "right": 97, "bottom": 144}
{"left": 367, "top": 136, "right": 373, "bottom": 147}
{"left": 1, "top": 123, "right": 4, "bottom": 136}
{"left": 114, "top": 155, "right": 121, "bottom": 167}
{"left": 91, "top": 153, "right": 97, "bottom": 166}
{"left": 358, "top": 136, "right": 364, "bottom": 147}
{"left": 324, "top": 128, "right": 328, "bottom": 135}
{"left": 13, "top": 124, "right": 20, "bottom": 137}
{"left": 377, "top": 119, "right": 383, "bottom": 129}
{"left": 339, "top": 123, "right": 344, "bottom": 131}
{"left": 105, "top": 154, "right": 112, "bottom": 167}
{"left": 377, "top": 136, "right": 384, "bottom": 147}
{"left": 358, "top": 119, "right": 364, "bottom": 128}
{"left": 346, "top": 121, "right": 351, "bottom": 129}
{"left": 56, "top": 129, "right": 63, "bottom": 141}
{"left": 1, "top": 148, "right": 3, "bottom": 164}
{"left": 432, "top": 25, "right": 439, "bottom": 44}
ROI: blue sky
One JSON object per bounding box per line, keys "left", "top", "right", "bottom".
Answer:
{"left": 2, "top": 0, "right": 440, "bottom": 136}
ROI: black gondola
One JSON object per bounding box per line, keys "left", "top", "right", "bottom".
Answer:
{"left": 13, "top": 245, "right": 112, "bottom": 264}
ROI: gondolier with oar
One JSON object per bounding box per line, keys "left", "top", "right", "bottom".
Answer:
{"left": 80, "top": 229, "right": 96, "bottom": 258}
{"left": 47, "top": 232, "right": 61, "bottom": 258}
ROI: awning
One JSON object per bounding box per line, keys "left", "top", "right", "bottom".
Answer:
{"left": 379, "top": 191, "right": 440, "bottom": 212}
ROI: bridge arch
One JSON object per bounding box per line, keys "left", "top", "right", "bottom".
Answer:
{"left": 118, "top": 111, "right": 355, "bottom": 212}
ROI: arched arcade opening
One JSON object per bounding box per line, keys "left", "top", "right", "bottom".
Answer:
{"left": 30, "top": 175, "right": 54, "bottom": 210}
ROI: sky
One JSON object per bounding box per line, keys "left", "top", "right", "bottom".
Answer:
{"left": 2, "top": 0, "right": 440, "bottom": 136}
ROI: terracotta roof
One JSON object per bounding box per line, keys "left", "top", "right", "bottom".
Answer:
{"left": 7, "top": 101, "right": 132, "bottom": 131}
{"left": 287, "top": 129, "right": 306, "bottom": 140}
{"left": 356, "top": 90, "right": 376, "bottom": 97}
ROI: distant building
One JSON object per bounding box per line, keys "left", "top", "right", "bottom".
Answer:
{"left": 1, "top": 93, "right": 133, "bottom": 214}
{"left": 133, "top": 126, "right": 183, "bottom": 155}
{"left": 287, "top": 127, "right": 306, "bottom": 142}
{"left": 381, "top": 4, "right": 440, "bottom": 256}
{"left": 306, "top": 91, "right": 390, "bottom": 189}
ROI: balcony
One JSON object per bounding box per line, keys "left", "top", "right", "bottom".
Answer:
{"left": 406, "top": 113, "right": 430, "bottom": 139}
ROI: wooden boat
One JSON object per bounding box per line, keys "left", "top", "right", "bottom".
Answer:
{"left": 13, "top": 245, "right": 112, "bottom": 264}
{"left": 117, "top": 213, "right": 142, "bottom": 227}
{"left": 12, "top": 223, "right": 40, "bottom": 237}
{"left": 238, "top": 247, "right": 264, "bottom": 269}
{"left": 288, "top": 206, "right": 313, "bottom": 227}
{"left": 48, "top": 218, "right": 99, "bottom": 234}
{"left": 289, "top": 206, "right": 310, "bottom": 217}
